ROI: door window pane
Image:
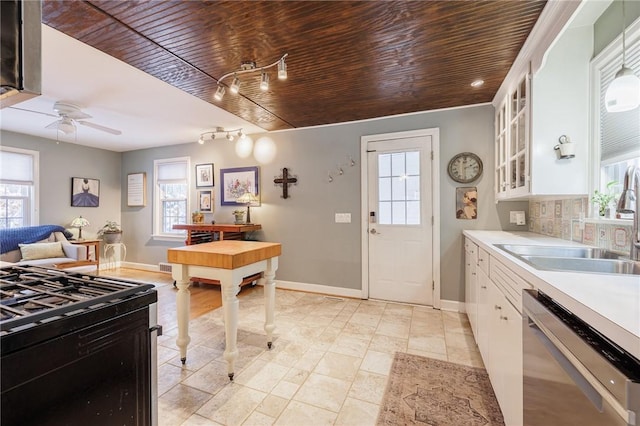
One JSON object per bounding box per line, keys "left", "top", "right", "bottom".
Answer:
{"left": 377, "top": 151, "right": 421, "bottom": 225}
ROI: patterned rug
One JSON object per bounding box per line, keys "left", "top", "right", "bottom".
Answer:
{"left": 377, "top": 352, "right": 504, "bottom": 426}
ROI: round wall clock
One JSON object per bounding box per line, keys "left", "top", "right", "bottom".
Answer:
{"left": 447, "top": 152, "right": 483, "bottom": 183}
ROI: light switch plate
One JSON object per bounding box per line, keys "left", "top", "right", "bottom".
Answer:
{"left": 335, "top": 213, "right": 351, "bottom": 223}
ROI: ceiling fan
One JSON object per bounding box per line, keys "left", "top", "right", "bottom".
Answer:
{"left": 12, "top": 101, "right": 122, "bottom": 136}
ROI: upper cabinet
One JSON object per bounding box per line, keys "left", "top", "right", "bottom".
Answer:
{"left": 495, "top": 71, "right": 530, "bottom": 200}
{"left": 492, "top": 1, "right": 592, "bottom": 201}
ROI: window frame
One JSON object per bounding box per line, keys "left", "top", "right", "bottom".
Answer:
{"left": 0, "top": 146, "right": 39, "bottom": 228}
{"left": 589, "top": 17, "right": 640, "bottom": 219}
{"left": 153, "top": 156, "right": 190, "bottom": 239}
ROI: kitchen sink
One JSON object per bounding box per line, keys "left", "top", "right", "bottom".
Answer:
{"left": 495, "top": 244, "right": 623, "bottom": 259}
{"left": 493, "top": 244, "right": 639, "bottom": 275}
{"left": 519, "top": 255, "right": 640, "bottom": 275}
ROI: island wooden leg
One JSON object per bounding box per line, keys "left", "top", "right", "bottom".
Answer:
{"left": 264, "top": 257, "right": 278, "bottom": 349}
{"left": 172, "top": 265, "right": 191, "bottom": 364}
{"left": 221, "top": 277, "right": 242, "bottom": 380}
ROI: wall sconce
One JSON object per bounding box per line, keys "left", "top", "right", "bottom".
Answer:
{"left": 554, "top": 135, "right": 575, "bottom": 159}
{"left": 198, "top": 127, "right": 244, "bottom": 144}
{"left": 70, "top": 215, "right": 90, "bottom": 240}
{"left": 213, "top": 54, "right": 288, "bottom": 101}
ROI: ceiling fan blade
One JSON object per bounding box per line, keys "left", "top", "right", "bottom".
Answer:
{"left": 44, "top": 119, "right": 62, "bottom": 129}
{"left": 77, "top": 120, "right": 122, "bottom": 135}
{"left": 10, "top": 106, "right": 59, "bottom": 118}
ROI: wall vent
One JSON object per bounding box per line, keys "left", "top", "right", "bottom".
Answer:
{"left": 158, "top": 262, "right": 172, "bottom": 273}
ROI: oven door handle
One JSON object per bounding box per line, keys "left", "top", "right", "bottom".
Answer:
{"left": 525, "top": 316, "right": 633, "bottom": 424}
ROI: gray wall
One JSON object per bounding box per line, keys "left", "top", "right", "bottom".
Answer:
{"left": 594, "top": 0, "right": 640, "bottom": 57}
{"left": 121, "top": 104, "right": 527, "bottom": 302}
{"left": 1, "top": 130, "right": 122, "bottom": 240}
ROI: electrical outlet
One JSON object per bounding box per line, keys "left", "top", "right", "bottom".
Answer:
{"left": 510, "top": 211, "right": 517, "bottom": 224}
{"left": 510, "top": 211, "right": 525, "bottom": 225}
{"left": 335, "top": 213, "right": 351, "bottom": 223}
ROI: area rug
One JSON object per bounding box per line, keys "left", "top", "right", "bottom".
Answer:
{"left": 377, "top": 352, "right": 504, "bottom": 426}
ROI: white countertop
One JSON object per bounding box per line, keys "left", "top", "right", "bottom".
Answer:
{"left": 463, "top": 230, "right": 640, "bottom": 360}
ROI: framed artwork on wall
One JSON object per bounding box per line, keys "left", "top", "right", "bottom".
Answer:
{"left": 220, "top": 166, "right": 259, "bottom": 206}
{"left": 71, "top": 177, "right": 100, "bottom": 207}
{"left": 198, "top": 190, "right": 213, "bottom": 212}
{"left": 127, "top": 172, "right": 146, "bottom": 207}
{"left": 195, "top": 163, "right": 214, "bottom": 187}
{"left": 456, "top": 186, "right": 477, "bottom": 220}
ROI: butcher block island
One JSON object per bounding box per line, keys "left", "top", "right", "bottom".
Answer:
{"left": 167, "top": 241, "right": 281, "bottom": 380}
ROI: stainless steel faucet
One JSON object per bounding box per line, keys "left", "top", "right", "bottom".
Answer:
{"left": 616, "top": 165, "right": 640, "bottom": 260}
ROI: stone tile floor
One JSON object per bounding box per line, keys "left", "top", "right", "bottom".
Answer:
{"left": 155, "top": 286, "right": 483, "bottom": 425}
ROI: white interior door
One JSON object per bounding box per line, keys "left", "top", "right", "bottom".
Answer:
{"left": 365, "top": 133, "right": 434, "bottom": 305}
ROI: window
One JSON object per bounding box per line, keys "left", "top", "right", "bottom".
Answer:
{"left": 0, "top": 147, "right": 38, "bottom": 228}
{"left": 592, "top": 20, "right": 640, "bottom": 209}
{"left": 154, "top": 157, "right": 189, "bottom": 236}
{"left": 378, "top": 151, "right": 420, "bottom": 225}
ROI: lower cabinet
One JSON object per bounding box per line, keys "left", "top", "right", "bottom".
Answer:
{"left": 466, "top": 239, "right": 526, "bottom": 426}
{"left": 487, "top": 278, "right": 523, "bottom": 426}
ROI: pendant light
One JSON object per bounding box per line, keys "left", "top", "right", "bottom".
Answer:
{"left": 605, "top": 0, "right": 640, "bottom": 112}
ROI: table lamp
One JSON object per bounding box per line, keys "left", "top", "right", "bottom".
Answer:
{"left": 70, "top": 216, "right": 90, "bottom": 240}
{"left": 236, "top": 192, "right": 259, "bottom": 224}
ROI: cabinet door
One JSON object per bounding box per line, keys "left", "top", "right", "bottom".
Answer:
{"left": 464, "top": 241, "right": 478, "bottom": 337}
{"left": 476, "top": 268, "right": 490, "bottom": 360}
{"left": 487, "top": 278, "right": 523, "bottom": 426}
{"left": 495, "top": 101, "right": 508, "bottom": 199}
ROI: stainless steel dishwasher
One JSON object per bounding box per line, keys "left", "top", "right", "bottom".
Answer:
{"left": 522, "top": 290, "right": 640, "bottom": 425}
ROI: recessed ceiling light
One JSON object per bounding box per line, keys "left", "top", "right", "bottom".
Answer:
{"left": 471, "top": 80, "right": 484, "bottom": 88}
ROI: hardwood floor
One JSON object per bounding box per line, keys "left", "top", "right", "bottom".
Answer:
{"left": 100, "top": 267, "right": 260, "bottom": 325}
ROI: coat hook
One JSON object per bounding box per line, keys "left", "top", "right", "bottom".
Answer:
{"left": 338, "top": 167, "right": 344, "bottom": 175}
{"left": 349, "top": 156, "right": 356, "bottom": 167}
{"left": 328, "top": 172, "right": 333, "bottom": 182}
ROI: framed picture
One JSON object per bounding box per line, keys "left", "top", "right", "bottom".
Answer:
{"left": 71, "top": 177, "right": 100, "bottom": 207}
{"left": 198, "top": 190, "right": 213, "bottom": 212}
{"left": 456, "top": 186, "right": 477, "bottom": 220}
{"left": 220, "top": 166, "right": 259, "bottom": 206}
{"left": 195, "top": 163, "right": 214, "bottom": 187}
{"left": 127, "top": 172, "right": 146, "bottom": 207}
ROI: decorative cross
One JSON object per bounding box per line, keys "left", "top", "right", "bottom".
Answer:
{"left": 274, "top": 167, "right": 298, "bottom": 199}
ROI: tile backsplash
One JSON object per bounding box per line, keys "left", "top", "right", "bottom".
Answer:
{"left": 529, "top": 197, "right": 633, "bottom": 255}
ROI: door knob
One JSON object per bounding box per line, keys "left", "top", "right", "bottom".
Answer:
{"left": 370, "top": 228, "right": 380, "bottom": 235}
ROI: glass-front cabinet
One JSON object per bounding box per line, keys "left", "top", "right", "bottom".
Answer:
{"left": 495, "top": 71, "right": 530, "bottom": 200}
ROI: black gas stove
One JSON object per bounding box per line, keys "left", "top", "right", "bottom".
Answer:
{"left": 0, "top": 265, "right": 159, "bottom": 426}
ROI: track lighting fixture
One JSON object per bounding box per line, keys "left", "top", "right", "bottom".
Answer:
{"left": 260, "top": 71, "right": 270, "bottom": 91}
{"left": 197, "top": 126, "right": 244, "bottom": 144}
{"left": 213, "top": 53, "right": 288, "bottom": 101}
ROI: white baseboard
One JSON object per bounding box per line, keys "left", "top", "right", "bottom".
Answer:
{"left": 119, "top": 261, "right": 162, "bottom": 272}
{"left": 260, "top": 279, "right": 364, "bottom": 299}
{"left": 439, "top": 299, "right": 464, "bottom": 312}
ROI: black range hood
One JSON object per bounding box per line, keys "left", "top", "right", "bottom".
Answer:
{"left": 0, "top": 0, "right": 41, "bottom": 108}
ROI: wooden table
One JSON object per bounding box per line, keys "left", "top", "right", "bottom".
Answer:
{"left": 172, "top": 223, "right": 262, "bottom": 244}
{"left": 167, "top": 240, "right": 281, "bottom": 380}
{"left": 56, "top": 239, "right": 100, "bottom": 269}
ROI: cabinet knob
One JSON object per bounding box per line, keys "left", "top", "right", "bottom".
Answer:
{"left": 472, "top": 272, "right": 476, "bottom": 276}
{"left": 500, "top": 315, "right": 508, "bottom": 321}
{"left": 481, "top": 285, "right": 487, "bottom": 289}
{"left": 494, "top": 305, "right": 502, "bottom": 310}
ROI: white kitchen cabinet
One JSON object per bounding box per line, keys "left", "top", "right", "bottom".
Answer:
{"left": 495, "top": 71, "right": 530, "bottom": 200}
{"left": 464, "top": 238, "right": 478, "bottom": 337}
{"left": 476, "top": 248, "right": 490, "bottom": 360}
{"left": 487, "top": 277, "right": 523, "bottom": 426}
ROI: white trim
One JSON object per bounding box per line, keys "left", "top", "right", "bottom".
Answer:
{"left": 0, "top": 146, "right": 39, "bottom": 226}
{"left": 493, "top": 0, "right": 581, "bottom": 107}
{"left": 261, "top": 102, "right": 492, "bottom": 135}
{"left": 120, "top": 261, "right": 161, "bottom": 272}
{"left": 263, "top": 280, "right": 364, "bottom": 299}
{"left": 360, "top": 128, "right": 441, "bottom": 308}
{"left": 439, "top": 299, "right": 465, "bottom": 313}
{"left": 153, "top": 156, "right": 191, "bottom": 236}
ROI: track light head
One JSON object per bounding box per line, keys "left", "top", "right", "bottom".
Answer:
{"left": 214, "top": 85, "right": 226, "bottom": 101}
{"left": 226, "top": 132, "right": 234, "bottom": 141}
{"left": 198, "top": 135, "right": 205, "bottom": 145}
{"left": 278, "top": 58, "right": 287, "bottom": 80}
{"left": 260, "top": 71, "right": 270, "bottom": 91}
{"left": 230, "top": 76, "right": 241, "bottom": 94}
{"left": 237, "top": 130, "right": 244, "bottom": 139}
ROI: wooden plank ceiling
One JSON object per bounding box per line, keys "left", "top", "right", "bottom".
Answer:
{"left": 42, "top": 0, "right": 546, "bottom": 132}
